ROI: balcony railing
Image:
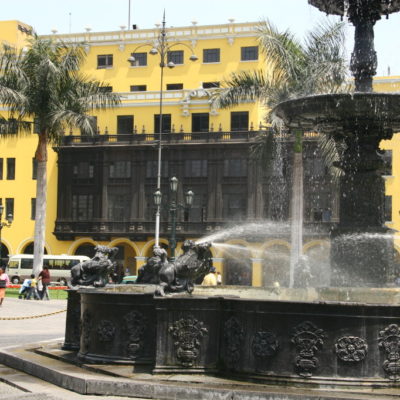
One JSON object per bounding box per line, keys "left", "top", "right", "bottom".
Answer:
{"left": 54, "top": 219, "right": 334, "bottom": 241}
{"left": 59, "top": 131, "right": 262, "bottom": 146}
{"left": 59, "top": 130, "right": 321, "bottom": 147}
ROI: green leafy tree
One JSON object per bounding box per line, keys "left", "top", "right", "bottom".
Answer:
{"left": 212, "top": 19, "right": 348, "bottom": 167}
{"left": 0, "top": 35, "right": 121, "bottom": 274}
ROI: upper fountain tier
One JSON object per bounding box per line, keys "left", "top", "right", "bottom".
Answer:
{"left": 309, "top": 0, "right": 400, "bottom": 17}
{"left": 272, "top": 92, "right": 400, "bottom": 141}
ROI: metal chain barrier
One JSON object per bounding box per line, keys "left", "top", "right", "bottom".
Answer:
{"left": 0, "top": 309, "right": 67, "bottom": 320}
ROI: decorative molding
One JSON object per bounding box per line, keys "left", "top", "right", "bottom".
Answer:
{"left": 97, "top": 319, "right": 116, "bottom": 342}
{"left": 123, "top": 310, "right": 147, "bottom": 359}
{"left": 224, "top": 317, "right": 244, "bottom": 368}
{"left": 291, "top": 321, "right": 325, "bottom": 378}
{"left": 169, "top": 315, "right": 208, "bottom": 367}
{"left": 334, "top": 336, "right": 368, "bottom": 362}
{"left": 378, "top": 324, "right": 400, "bottom": 381}
{"left": 251, "top": 331, "right": 279, "bottom": 358}
{"left": 118, "top": 43, "right": 125, "bottom": 52}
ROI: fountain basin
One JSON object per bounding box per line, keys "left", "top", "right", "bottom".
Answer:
{"left": 272, "top": 92, "right": 400, "bottom": 139}
{"left": 65, "top": 285, "right": 400, "bottom": 387}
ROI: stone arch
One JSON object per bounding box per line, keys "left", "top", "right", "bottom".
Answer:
{"left": 303, "top": 240, "right": 330, "bottom": 287}
{"left": 19, "top": 240, "right": 49, "bottom": 255}
{"left": 142, "top": 238, "right": 169, "bottom": 258}
{"left": 109, "top": 239, "right": 139, "bottom": 276}
{"left": 220, "top": 242, "right": 252, "bottom": 286}
{"left": 68, "top": 238, "right": 97, "bottom": 256}
{"left": 260, "top": 241, "right": 291, "bottom": 287}
{"left": 0, "top": 240, "right": 11, "bottom": 266}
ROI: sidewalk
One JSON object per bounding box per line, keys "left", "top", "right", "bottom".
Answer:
{"left": 0, "top": 298, "right": 143, "bottom": 399}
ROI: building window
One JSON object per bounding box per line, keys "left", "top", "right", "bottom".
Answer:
{"left": 72, "top": 162, "right": 94, "bottom": 179}
{"left": 203, "top": 48, "right": 220, "bottom": 63}
{"left": 97, "top": 54, "right": 113, "bottom": 69}
{"left": 31, "top": 198, "right": 36, "bottom": 220}
{"left": 192, "top": 113, "right": 209, "bottom": 132}
{"left": 223, "top": 192, "right": 247, "bottom": 220}
{"left": 6, "top": 198, "right": 14, "bottom": 219}
{"left": 32, "top": 158, "right": 37, "bottom": 180}
{"left": 108, "top": 193, "right": 131, "bottom": 221}
{"left": 154, "top": 114, "right": 171, "bottom": 133}
{"left": 109, "top": 161, "right": 131, "bottom": 179}
{"left": 0, "top": 158, "right": 3, "bottom": 180}
{"left": 8, "top": 118, "right": 17, "bottom": 134}
{"left": 146, "top": 160, "right": 169, "bottom": 178}
{"left": 202, "top": 82, "right": 220, "bottom": 89}
{"left": 72, "top": 194, "right": 93, "bottom": 220}
{"left": 6, "top": 158, "right": 15, "bottom": 180}
{"left": 129, "top": 52, "right": 147, "bottom": 66}
{"left": 224, "top": 159, "right": 247, "bottom": 177}
{"left": 184, "top": 160, "right": 207, "bottom": 177}
{"left": 241, "top": 46, "right": 258, "bottom": 61}
{"left": 385, "top": 195, "right": 392, "bottom": 222}
{"left": 100, "top": 86, "right": 113, "bottom": 93}
{"left": 166, "top": 83, "right": 183, "bottom": 90}
{"left": 130, "top": 85, "right": 147, "bottom": 92}
{"left": 167, "top": 50, "right": 184, "bottom": 65}
{"left": 231, "top": 111, "right": 249, "bottom": 131}
{"left": 117, "top": 115, "right": 134, "bottom": 134}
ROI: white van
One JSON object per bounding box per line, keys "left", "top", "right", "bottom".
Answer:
{"left": 7, "top": 254, "right": 90, "bottom": 285}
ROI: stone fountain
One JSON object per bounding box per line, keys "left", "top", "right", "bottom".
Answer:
{"left": 3, "top": 2, "right": 400, "bottom": 399}
{"left": 274, "top": 0, "right": 400, "bottom": 286}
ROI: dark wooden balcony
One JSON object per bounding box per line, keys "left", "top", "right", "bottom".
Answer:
{"left": 59, "top": 131, "right": 261, "bottom": 147}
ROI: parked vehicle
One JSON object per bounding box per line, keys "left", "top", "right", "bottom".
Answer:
{"left": 121, "top": 275, "right": 137, "bottom": 284}
{"left": 7, "top": 254, "right": 90, "bottom": 285}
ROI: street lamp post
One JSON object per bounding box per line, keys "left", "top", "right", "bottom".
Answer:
{"left": 0, "top": 204, "right": 13, "bottom": 267}
{"left": 128, "top": 11, "right": 198, "bottom": 249}
{"left": 154, "top": 177, "right": 194, "bottom": 261}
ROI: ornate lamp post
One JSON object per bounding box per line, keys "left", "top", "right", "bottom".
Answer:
{"left": 128, "top": 11, "right": 198, "bottom": 248}
{"left": 153, "top": 177, "right": 194, "bottom": 260}
{"left": 0, "top": 204, "right": 13, "bottom": 267}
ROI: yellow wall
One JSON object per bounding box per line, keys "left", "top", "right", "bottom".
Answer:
{"left": 1, "top": 19, "right": 400, "bottom": 287}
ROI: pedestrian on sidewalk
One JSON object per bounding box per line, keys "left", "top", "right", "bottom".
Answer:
{"left": 0, "top": 266, "right": 10, "bottom": 306}
{"left": 18, "top": 277, "right": 32, "bottom": 299}
{"left": 38, "top": 266, "right": 51, "bottom": 300}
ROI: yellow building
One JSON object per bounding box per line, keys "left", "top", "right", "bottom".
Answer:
{"left": 1, "top": 19, "right": 399, "bottom": 286}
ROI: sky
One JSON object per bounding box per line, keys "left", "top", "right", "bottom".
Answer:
{"left": 2, "top": 0, "right": 400, "bottom": 76}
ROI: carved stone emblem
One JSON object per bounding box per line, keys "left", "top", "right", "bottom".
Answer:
{"left": 378, "top": 324, "right": 400, "bottom": 381}
{"left": 123, "top": 310, "right": 147, "bottom": 359}
{"left": 81, "top": 310, "right": 92, "bottom": 349}
{"left": 251, "top": 331, "right": 279, "bottom": 358}
{"left": 291, "top": 321, "right": 325, "bottom": 378}
{"left": 96, "top": 319, "right": 116, "bottom": 342}
{"left": 224, "top": 317, "right": 244, "bottom": 367}
{"left": 335, "top": 336, "right": 368, "bottom": 362}
{"left": 169, "top": 315, "right": 208, "bottom": 367}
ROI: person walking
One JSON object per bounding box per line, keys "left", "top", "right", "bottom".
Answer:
{"left": 38, "top": 266, "right": 51, "bottom": 300}
{"left": 0, "top": 266, "right": 10, "bottom": 306}
{"left": 217, "top": 271, "right": 222, "bottom": 285}
{"left": 201, "top": 266, "right": 218, "bottom": 286}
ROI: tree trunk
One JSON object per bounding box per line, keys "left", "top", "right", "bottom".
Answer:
{"left": 32, "top": 132, "right": 48, "bottom": 276}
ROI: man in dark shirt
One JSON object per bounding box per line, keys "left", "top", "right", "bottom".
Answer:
{"left": 38, "top": 266, "right": 51, "bottom": 300}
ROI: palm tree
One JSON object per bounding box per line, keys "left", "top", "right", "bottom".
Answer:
{"left": 212, "top": 19, "right": 348, "bottom": 169}
{"left": 0, "top": 35, "right": 121, "bottom": 275}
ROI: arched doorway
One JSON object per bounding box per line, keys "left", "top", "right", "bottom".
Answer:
{"left": 262, "top": 244, "right": 290, "bottom": 287}
{"left": 22, "top": 242, "right": 48, "bottom": 255}
{"left": 223, "top": 245, "right": 252, "bottom": 286}
{"left": 74, "top": 243, "right": 96, "bottom": 258}
{"left": 0, "top": 243, "right": 10, "bottom": 268}
{"left": 112, "top": 242, "right": 137, "bottom": 277}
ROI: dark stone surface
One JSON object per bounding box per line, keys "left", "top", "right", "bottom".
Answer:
{"left": 74, "top": 287, "right": 400, "bottom": 387}
{"left": 62, "top": 289, "right": 81, "bottom": 351}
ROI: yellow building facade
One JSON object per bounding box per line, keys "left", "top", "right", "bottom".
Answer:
{"left": 0, "top": 20, "right": 399, "bottom": 286}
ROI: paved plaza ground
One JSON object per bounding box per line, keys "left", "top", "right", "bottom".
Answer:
{"left": 0, "top": 297, "right": 144, "bottom": 399}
